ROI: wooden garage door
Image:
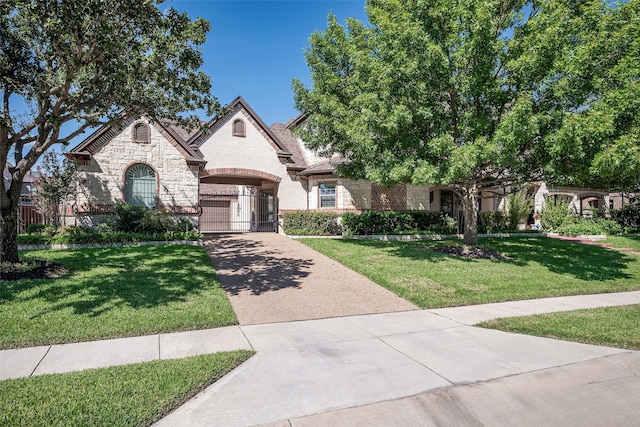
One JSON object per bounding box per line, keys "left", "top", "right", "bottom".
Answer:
{"left": 200, "top": 200, "right": 230, "bottom": 232}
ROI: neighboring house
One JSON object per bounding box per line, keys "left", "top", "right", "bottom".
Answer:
{"left": 65, "top": 96, "right": 630, "bottom": 232}
{"left": 4, "top": 164, "right": 44, "bottom": 232}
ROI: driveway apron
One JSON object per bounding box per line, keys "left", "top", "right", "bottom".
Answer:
{"left": 203, "top": 233, "right": 418, "bottom": 325}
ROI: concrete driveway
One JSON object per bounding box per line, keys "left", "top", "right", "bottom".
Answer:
{"left": 203, "top": 233, "right": 418, "bottom": 324}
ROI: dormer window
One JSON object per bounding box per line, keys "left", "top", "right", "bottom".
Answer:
{"left": 232, "top": 119, "right": 246, "bottom": 137}
{"left": 133, "top": 123, "right": 150, "bottom": 143}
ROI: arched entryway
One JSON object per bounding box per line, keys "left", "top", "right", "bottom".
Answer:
{"left": 198, "top": 168, "right": 281, "bottom": 233}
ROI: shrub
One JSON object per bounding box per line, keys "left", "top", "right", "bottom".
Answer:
{"left": 555, "top": 217, "right": 623, "bottom": 236}
{"left": 114, "top": 203, "right": 146, "bottom": 232}
{"left": 341, "top": 210, "right": 455, "bottom": 235}
{"left": 140, "top": 210, "right": 176, "bottom": 234}
{"left": 505, "top": 189, "right": 533, "bottom": 230}
{"left": 611, "top": 203, "right": 640, "bottom": 228}
{"left": 26, "top": 223, "right": 47, "bottom": 234}
{"left": 282, "top": 211, "right": 341, "bottom": 235}
{"left": 478, "top": 212, "right": 508, "bottom": 233}
{"left": 17, "top": 229, "right": 203, "bottom": 246}
{"left": 540, "top": 197, "right": 571, "bottom": 231}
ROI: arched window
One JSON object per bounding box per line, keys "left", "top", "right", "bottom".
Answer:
{"left": 125, "top": 164, "right": 156, "bottom": 208}
{"left": 133, "top": 123, "right": 150, "bottom": 143}
{"left": 232, "top": 119, "right": 246, "bottom": 137}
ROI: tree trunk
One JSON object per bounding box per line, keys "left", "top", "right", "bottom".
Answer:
{"left": 461, "top": 183, "right": 479, "bottom": 246}
{"left": 0, "top": 192, "right": 20, "bottom": 263}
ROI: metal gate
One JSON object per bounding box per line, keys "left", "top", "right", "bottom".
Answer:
{"left": 199, "top": 192, "right": 278, "bottom": 233}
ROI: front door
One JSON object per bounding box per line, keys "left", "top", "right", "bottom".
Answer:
{"left": 258, "top": 191, "right": 277, "bottom": 232}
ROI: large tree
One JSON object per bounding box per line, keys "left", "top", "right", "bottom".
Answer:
{"left": 293, "top": 0, "right": 639, "bottom": 244}
{"left": 0, "top": 0, "right": 217, "bottom": 262}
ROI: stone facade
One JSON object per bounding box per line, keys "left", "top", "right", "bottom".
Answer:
{"left": 76, "top": 118, "right": 199, "bottom": 215}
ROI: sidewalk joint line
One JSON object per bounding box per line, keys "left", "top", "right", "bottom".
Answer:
{"left": 30, "top": 345, "right": 52, "bottom": 377}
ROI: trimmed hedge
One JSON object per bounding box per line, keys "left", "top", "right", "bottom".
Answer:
{"left": 18, "top": 227, "right": 202, "bottom": 246}
{"left": 341, "top": 211, "right": 455, "bottom": 236}
{"left": 282, "top": 211, "right": 342, "bottom": 236}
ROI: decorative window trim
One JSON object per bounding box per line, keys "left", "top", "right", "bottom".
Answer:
{"left": 232, "top": 119, "right": 246, "bottom": 137}
{"left": 318, "top": 182, "right": 337, "bottom": 208}
{"left": 132, "top": 122, "right": 150, "bottom": 144}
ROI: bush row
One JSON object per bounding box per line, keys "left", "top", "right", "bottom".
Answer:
{"left": 341, "top": 211, "right": 457, "bottom": 235}
{"left": 281, "top": 211, "right": 342, "bottom": 236}
{"left": 18, "top": 228, "right": 203, "bottom": 246}
{"left": 22, "top": 203, "right": 202, "bottom": 245}
{"left": 554, "top": 216, "right": 623, "bottom": 236}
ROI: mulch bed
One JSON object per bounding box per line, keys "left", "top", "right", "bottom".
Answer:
{"left": 431, "top": 245, "right": 513, "bottom": 261}
{"left": 0, "top": 259, "right": 66, "bottom": 281}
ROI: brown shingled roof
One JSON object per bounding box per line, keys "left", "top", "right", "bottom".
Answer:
{"left": 67, "top": 115, "right": 206, "bottom": 166}
{"left": 298, "top": 157, "right": 347, "bottom": 176}
{"left": 270, "top": 123, "right": 307, "bottom": 171}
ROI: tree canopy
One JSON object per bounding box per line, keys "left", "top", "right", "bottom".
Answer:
{"left": 0, "top": 0, "right": 217, "bottom": 262}
{"left": 293, "top": 0, "right": 640, "bottom": 244}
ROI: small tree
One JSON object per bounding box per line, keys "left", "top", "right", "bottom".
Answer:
{"left": 34, "top": 152, "right": 79, "bottom": 226}
{"left": 505, "top": 189, "right": 533, "bottom": 231}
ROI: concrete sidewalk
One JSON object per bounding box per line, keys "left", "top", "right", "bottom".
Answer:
{"left": 3, "top": 291, "right": 639, "bottom": 426}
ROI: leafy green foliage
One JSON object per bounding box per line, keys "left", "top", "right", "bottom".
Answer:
{"left": 341, "top": 211, "right": 454, "bottom": 235}
{"left": 0, "top": 0, "right": 218, "bottom": 262}
{"left": 505, "top": 189, "right": 533, "bottom": 230}
{"left": 610, "top": 203, "right": 640, "bottom": 229}
{"left": 33, "top": 152, "right": 80, "bottom": 225}
{"left": 282, "top": 211, "right": 342, "bottom": 235}
{"left": 0, "top": 351, "right": 253, "bottom": 426}
{"left": 478, "top": 212, "right": 509, "bottom": 233}
{"left": 17, "top": 229, "right": 203, "bottom": 246}
{"left": 555, "top": 217, "right": 623, "bottom": 236}
{"left": 293, "top": 0, "right": 640, "bottom": 245}
{"left": 540, "top": 197, "right": 571, "bottom": 231}
{"left": 113, "top": 203, "right": 147, "bottom": 233}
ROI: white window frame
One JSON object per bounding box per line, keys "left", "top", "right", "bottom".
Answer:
{"left": 318, "top": 182, "right": 336, "bottom": 208}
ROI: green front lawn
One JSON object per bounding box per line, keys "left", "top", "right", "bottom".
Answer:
{"left": 478, "top": 305, "right": 640, "bottom": 350}
{"left": 301, "top": 236, "right": 640, "bottom": 308}
{"left": 0, "top": 350, "right": 253, "bottom": 427}
{"left": 602, "top": 235, "right": 640, "bottom": 252}
{"left": 0, "top": 245, "right": 236, "bottom": 349}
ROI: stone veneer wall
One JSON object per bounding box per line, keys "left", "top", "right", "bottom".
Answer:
{"left": 405, "top": 185, "right": 430, "bottom": 211}
{"left": 307, "top": 176, "right": 372, "bottom": 210}
{"left": 77, "top": 118, "right": 199, "bottom": 211}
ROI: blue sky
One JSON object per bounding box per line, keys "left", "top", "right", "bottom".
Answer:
{"left": 170, "top": 0, "right": 369, "bottom": 125}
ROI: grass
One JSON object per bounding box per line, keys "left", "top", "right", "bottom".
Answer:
{"left": 300, "top": 236, "right": 640, "bottom": 308}
{"left": 0, "top": 350, "right": 253, "bottom": 427}
{"left": 477, "top": 305, "right": 640, "bottom": 350}
{"left": 602, "top": 235, "right": 640, "bottom": 252}
{"left": 0, "top": 244, "right": 237, "bottom": 349}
